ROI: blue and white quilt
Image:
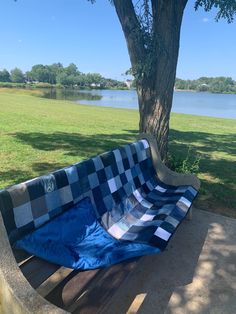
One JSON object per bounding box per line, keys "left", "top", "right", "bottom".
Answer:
{"left": 12, "top": 139, "right": 197, "bottom": 270}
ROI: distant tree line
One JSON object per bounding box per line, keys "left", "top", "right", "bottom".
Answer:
{"left": 1, "top": 65, "right": 235, "bottom": 94}
{"left": 0, "top": 63, "right": 127, "bottom": 89}
{"left": 175, "top": 77, "right": 236, "bottom": 94}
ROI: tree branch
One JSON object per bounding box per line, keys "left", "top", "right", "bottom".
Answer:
{"left": 113, "top": 0, "right": 146, "bottom": 68}
{"left": 151, "top": 0, "right": 187, "bottom": 33}
{"left": 195, "top": 0, "right": 236, "bottom": 22}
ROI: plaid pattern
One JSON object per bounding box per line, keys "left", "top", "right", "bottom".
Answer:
{"left": 0, "top": 139, "right": 197, "bottom": 249}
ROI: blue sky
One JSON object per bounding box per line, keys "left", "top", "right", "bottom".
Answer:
{"left": 0, "top": 0, "right": 236, "bottom": 80}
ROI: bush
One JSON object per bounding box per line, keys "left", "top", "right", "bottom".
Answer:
{"left": 168, "top": 147, "right": 201, "bottom": 174}
{"left": 55, "top": 83, "right": 64, "bottom": 89}
{"left": 0, "top": 82, "right": 26, "bottom": 88}
{"left": 34, "top": 82, "right": 53, "bottom": 88}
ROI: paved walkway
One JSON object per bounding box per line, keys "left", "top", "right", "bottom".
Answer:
{"left": 102, "top": 208, "right": 236, "bottom": 314}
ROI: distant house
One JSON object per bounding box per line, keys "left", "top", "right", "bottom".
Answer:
{"left": 90, "top": 83, "right": 101, "bottom": 88}
{"left": 198, "top": 83, "right": 209, "bottom": 91}
{"left": 125, "top": 79, "right": 133, "bottom": 89}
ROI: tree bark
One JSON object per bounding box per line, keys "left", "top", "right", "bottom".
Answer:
{"left": 113, "top": 0, "right": 187, "bottom": 161}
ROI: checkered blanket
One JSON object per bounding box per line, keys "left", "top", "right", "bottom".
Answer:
{"left": 0, "top": 139, "right": 197, "bottom": 251}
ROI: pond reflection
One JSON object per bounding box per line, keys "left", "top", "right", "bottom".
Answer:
{"left": 37, "top": 88, "right": 236, "bottom": 119}
{"left": 40, "top": 88, "right": 102, "bottom": 101}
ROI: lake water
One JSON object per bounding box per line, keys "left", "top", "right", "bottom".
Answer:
{"left": 42, "top": 89, "right": 236, "bottom": 119}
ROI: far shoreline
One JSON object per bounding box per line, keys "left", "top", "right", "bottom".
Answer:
{"left": 1, "top": 84, "right": 236, "bottom": 96}
{"left": 174, "top": 88, "right": 196, "bottom": 92}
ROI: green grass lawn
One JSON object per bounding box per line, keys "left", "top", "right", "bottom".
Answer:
{"left": 0, "top": 90, "right": 235, "bottom": 217}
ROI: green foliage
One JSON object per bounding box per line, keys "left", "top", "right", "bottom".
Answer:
{"left": 0, "top": 69, "right": 11, "bottom": 82}
{"left": 10, "top": 67, "right": 25, "bottom": 83}
{"left": 56, "top": 72, "right": 76, "bottom": 86}
{"left": 168, "top": 148, "right": 201, "bottom": 174}
{"left": 0, "top": 82, "right": 26, "bottom": 88}
{"left": 0, "top": 63, "right": 126, "bottom": 89}
{"left": 175, "top": 76, "right": 236, "bottom": 94}
{"left": 110, "top": 1, "right": 236, "bottom": 82}
{"left": 55, "top": 83, "right": 64, "bottom": 89}
{"left": 28, "top": 64, "right": 56, "bottom": 84}
{"left": 195, "top": 0, "right": 236, "bottom": 22}
{"left": 33, "top": 82, "right": 53, "bottom": 88}
{"left": 65, "top": 63, "right": 79, "bottom": 76}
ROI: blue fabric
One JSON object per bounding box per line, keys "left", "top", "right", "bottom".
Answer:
{"left": 15, "top": 198, "right": 160, "bottom": 270}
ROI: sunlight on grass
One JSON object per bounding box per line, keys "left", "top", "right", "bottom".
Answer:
{"left": 0, "top": 91, "right": 235, "bottom": 216}
{"left": 0, "top": 87, "right": 44, "bottom": 96}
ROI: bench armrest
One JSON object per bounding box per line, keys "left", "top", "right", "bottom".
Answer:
{"left": 138, "top": 133, "right": 200, "bottom": 191}
{"left": 0, "top": 214, "right": 68, "bottom": 314}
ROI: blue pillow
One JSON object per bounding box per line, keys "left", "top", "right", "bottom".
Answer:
{"left": 15, "top": 198, "right": 160, "bottom": 270}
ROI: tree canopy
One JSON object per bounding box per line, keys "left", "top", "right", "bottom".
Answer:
{"left": 10, "top": 68, "right": 25, "bottom": 83}
{"left": 195, "top": 0, "right": 236, "bottom": 22}
{"left": 175, "top": 76, "right": 236, "bottom": 93}
{"left": 0, "top": 69, "right": 11, "bottom": 82}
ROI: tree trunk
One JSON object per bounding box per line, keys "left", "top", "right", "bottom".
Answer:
{"left": 137, "top": 33, "right": 181, "bottom": 161}
{"left": 113, "top": 0, "right": 187, "bottom": 161}
{"left": 137, "top": 79, "right": 174, "bottom": 162}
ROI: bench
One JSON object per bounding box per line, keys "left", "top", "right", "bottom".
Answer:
{"left": 0, "top": 133, "right": 200, "bottom": 314}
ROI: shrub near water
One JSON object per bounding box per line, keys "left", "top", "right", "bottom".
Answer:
{"left": 168, "top": 147, "right": 201, "bottom": 174}
{"left": 0, "top": 82, "right": 26, "bottom": 88}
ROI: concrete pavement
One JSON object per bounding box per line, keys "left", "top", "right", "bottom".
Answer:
{"left": 102, "top": 208, "right": 236, "bottom": 314}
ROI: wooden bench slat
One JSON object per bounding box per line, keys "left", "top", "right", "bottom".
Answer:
{"left": 36, "top": 266, "right": 74, "bottom": 297}
{"left": 13, "top": 248, "right": 33, "bottom": 265}
{"left": 20, "top": 256, "right": 61, "bottom": 289}
{"left": 46, "top": 268, "right": 101, "bottom": 309}
{"left": 69, "top": 259, "right": 139, "bottom": 314}
{"left": 15, "top": 248, "right": 75, "bottom": 297}
{"left": 17, "top": 250, "right": 139, "bottom": 313}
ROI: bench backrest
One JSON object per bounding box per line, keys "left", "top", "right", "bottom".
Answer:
{"left": 0, "top": 139, "right": 155, "bottom": 244}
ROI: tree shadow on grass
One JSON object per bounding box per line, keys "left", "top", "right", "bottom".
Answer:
{"left": 0, "top": 131, "right": 138, "bottom": 189}
{"left": 169, "top": 129, "right": 236, "bottom": 214}
{"left": 13, "top": 131, "right": 138, "bottom": 159}
{"left": 0, "top": 169, "right": 32, "bottom": 188}
{"left": 169, "top": 129, "right": 236, "bottom": 185}
{"left": 0, "top": 162, "right": 70, "bottom": 190}
{"left": 169, "top": 129, "right": 236, "bottom": 157}
{"left": 6, "top": 129, "right": 236, "bottom": 213}
{"left": 32, "top": 162, "right": 68, "bottom": 173}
